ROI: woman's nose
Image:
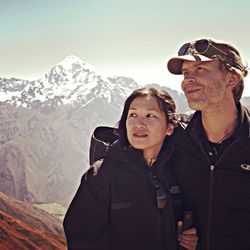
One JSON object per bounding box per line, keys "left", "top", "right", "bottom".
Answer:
{"left": 135, "top": 117, "right": 146, "bottom": 128}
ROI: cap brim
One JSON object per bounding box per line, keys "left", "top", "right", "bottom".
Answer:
{"left": 167, "top": 54, "right": 212, "bottom": 75}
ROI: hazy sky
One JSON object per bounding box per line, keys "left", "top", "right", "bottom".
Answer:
{"left": 1, "top": 0, "right": 249, "bottom": 96}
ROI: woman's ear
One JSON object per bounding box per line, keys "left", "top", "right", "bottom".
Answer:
{"left": 166, "top": 124, "right": 174, "bottom": 136}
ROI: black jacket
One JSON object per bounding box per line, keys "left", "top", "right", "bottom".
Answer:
{"left": 173, "top": 104, "right": 250, "bottom": 250}
{"left": 63, "top": 127, "right": 182, "bottom": 250}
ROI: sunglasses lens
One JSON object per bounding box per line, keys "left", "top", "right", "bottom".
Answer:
{"left": 178, "top": 43, "right": 190, "bottom": 56}
{"left": 194, "top": 39, "right": 209, "bottom": 54}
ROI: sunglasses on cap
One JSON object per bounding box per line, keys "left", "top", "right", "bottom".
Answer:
{"left": 178, "top": 39, "right": 235, "bottom": 66}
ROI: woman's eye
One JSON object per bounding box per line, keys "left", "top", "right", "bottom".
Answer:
{"left": 128, "top": 113, "right": 137, "bottom": 117}
{"left": 147, "top": 114, "right": 156, "bottom": 118}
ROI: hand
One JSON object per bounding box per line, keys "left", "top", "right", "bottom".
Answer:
{"left": 177, "top": 221, "right": 198, "bottom": 250}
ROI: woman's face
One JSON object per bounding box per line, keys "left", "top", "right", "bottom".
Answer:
{"left": 126, "top": 95, "right": 173, "bottom": 158}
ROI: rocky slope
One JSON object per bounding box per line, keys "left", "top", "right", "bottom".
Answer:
{"left": 0, "top": 191, "right": 66, "bottom": 249}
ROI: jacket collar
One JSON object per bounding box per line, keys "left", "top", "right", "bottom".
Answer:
{"left": 107, "top": 137, "right": 174, "bottom": 171}
{"left": 186, "top": 102, "right": 250, "bottom": 141}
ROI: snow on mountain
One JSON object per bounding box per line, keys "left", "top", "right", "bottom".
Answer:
{"left": 40, "top": 55, "right": 102, "bottom": 100}
{"left": 1, "top": 55, "right": 138, "bottom": 109}
{"left": 0, "top": 78, "right": 26, "bottom": 102}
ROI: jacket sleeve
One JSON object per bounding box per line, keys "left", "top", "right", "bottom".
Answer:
{"left": 63, "top": 165, "right": 111, "bottom": 250}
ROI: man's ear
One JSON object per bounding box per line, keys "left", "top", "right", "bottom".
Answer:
{"left": 166, "top": 124, "right": 174, "bottom": 136}
{"left": 227, "top": 71, "right": 241, "bottom": 88}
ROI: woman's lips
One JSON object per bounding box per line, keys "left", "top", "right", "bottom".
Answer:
{"left": 133, "top": 133, "right": 148, "bottom": 138}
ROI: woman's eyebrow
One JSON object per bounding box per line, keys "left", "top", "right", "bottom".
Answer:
{"left": 129, "top": 107, "right": 159, "bottom": 111}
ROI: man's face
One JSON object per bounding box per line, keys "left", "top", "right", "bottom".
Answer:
{"left": 181, "top": 60, "right": 229, "bottom": 111}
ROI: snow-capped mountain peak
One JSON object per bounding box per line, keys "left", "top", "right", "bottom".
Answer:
{"left": 1, "top": 56, "right": 139, "bottom": 108}
{"left": 55, "top": 55, "right": 96, "bottom": 73}
{"left": 42, "top": 55, "right": 98, "bottom": 87}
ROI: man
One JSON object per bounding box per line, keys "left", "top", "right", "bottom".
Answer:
{"left": 167, "top": 38, "right": 250, "bottom": 250}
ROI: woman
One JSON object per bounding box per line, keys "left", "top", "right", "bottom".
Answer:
{"left": 63, "top": 87, "right": 197, "bottom": 250}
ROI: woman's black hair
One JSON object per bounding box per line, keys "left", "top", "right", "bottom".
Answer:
{"left": 118, "top": 87, "right": 176, "bottom": 147}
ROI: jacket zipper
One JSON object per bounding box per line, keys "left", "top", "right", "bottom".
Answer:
{"left": 206, "top": 164, "right": 214, "bottom": 250}
{"left": 197, "top": 143, "right": 214, "bottom": 250}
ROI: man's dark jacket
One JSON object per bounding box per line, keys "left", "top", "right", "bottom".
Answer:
{"left": 173, "top": 104, "right": 250, "bottom": 250}
{"left": 63, "top": 127, "right": 182, "bottom": 250}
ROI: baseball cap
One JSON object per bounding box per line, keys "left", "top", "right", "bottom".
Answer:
{"left": 167, "top": 38, "right": 248, "bottom": 76}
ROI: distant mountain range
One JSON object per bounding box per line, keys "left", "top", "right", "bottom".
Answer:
{"left": 0, "top": 55, "right": 249, "bottom": 211}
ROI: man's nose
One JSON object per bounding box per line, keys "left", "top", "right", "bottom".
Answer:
{"left": 184, "top": 77, "right": 195, "bottom": 84}
{"left": 182, "top": 73, "right": 196, "bottom": 89}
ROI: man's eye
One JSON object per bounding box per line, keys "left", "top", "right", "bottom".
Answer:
{"left": 197, "top": 66, "right": 205, "bottom": 71}
{"left": 129, "top": 113, "right": 137, "bottom": 117}
{"left": 147, "top": 114, "right": 156, "bottom": 118}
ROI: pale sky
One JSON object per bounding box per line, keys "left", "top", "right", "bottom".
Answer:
{"left": 0, "top": 0, "right": 249, "bottom": 96}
